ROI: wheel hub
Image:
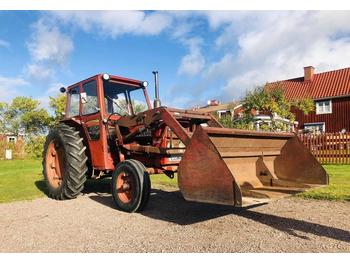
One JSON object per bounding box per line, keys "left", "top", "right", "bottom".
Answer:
{"left": 116, "top": 172, "right": 135, "bottom": 204}
{"left": 122, "top": 181, "right": 131, "bottom": 191}
{"left": 46, "top": 140, "right": 64, "bottom": 188}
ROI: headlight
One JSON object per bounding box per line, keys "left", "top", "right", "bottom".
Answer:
{"left": 142, "top": 81, "right": 148, "bottom": 87}
{"left": 102, "top": 73, "right": 110, "bottom": 81}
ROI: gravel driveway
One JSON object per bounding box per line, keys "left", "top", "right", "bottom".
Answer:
{"left": 1, "top": 185, "right": 349, "bottom": 252}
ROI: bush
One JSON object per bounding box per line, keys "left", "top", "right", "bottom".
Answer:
{"left": 24, "top": 136, "right": 46, "bottom": 159}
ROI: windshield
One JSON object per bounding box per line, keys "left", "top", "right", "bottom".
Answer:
{"left": 103, "top": 81, "right": 147, "bottom": 116}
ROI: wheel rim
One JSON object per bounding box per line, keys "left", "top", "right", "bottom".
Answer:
{"left": 46, "top": 140, "right": 65, "bottom": 189}
{"left": 116, "top": 171, "right": 136, "bottom": 204}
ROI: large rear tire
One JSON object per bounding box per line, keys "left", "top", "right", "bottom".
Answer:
{"left": 42, "top": 123, "right": 88, "bottom": 200}
{"left": 111, "top": 160, "right": 151, "bottom": 212}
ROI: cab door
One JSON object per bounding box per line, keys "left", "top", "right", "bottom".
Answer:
{"left": 80, "top": 78, "right": 110, "bottom": 170}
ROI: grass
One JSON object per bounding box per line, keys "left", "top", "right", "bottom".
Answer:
{"left": 150, "top": 173, "right": 178, "bottom": 188}
{"left": 0, "top": 159, "right": 45, "bottom": 203}
{"left": 298, "top": 165, "right": 350, "bottom": 201}
{"left": 0, "top": 159, "right": 349, "bottom": 203}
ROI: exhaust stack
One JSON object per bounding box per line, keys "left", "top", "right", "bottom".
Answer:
{"left": 153, "top": 71, "right": 161, "bottom": 108}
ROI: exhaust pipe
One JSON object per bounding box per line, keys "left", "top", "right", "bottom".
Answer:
{"left": 152, "top": 71, "right": 161, "bottom": 108}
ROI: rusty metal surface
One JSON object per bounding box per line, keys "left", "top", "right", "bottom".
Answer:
{"left": 178, "top": 125, "right": 328, "bottom": 207}
{"left": 178, "top": 126, "right": 241, "bottom": 206}
{"left": 123, "top": 144, "right": 185, "bottom": 155}
{"left": 274, "top": 136, "right": 329, "bottom": 185}
{"left": 204, "top": 126, "right": 295, "bottom": 138}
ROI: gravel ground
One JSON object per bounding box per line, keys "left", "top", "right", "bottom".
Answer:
{"left": 1, "top": 185, "right": 349, "bottom": 252}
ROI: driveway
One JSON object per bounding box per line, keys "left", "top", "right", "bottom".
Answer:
{"left": 1, "top": 186, "right": 349, "bottom": 252}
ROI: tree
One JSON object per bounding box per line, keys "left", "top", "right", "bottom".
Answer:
{"left": 226, "top": 84, "right": 314, "bottom": 131}
{"left": 0, "top": 102, "right": 7, "bottom": 133}
{"left": 132, "top": 100, "right": 147, "bottom": 114}
{"left": 25, "top": 136, "right": 46, "bottom": 159}
{"left": 49, "top": 94, "right": 66, "bottom": 126}
{"left": 0, "top": 97, "right": 51, "bottom": 136}
{"left": 112, "top": 98, "right": 147, "bottom": 115}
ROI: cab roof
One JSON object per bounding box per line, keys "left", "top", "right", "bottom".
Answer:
{"left": 66, "top": 73, "right": 144, "bottom": 90}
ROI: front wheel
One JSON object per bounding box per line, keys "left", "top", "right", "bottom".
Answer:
{"left": 111, "top": 160, "right": 151, "bottom": 212}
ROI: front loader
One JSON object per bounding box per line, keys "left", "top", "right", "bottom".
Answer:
{"left": 43, "top": 72, "right": 328, "bottom": 212}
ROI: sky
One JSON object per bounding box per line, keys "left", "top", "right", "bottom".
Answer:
{"left": 1, "top": 10, "right": 350, "bottom": 111}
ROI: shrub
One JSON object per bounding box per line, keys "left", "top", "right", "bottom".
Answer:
{"left": 24, "top": 136, "right": 46, "bottom": 159}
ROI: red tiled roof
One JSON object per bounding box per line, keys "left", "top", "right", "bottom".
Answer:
{"left": 266, "top": 67, "right": 350, "bottom": 100}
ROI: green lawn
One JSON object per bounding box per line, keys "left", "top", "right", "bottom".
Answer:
{"left": 0, "top": 159, "right": 349, "bottom": 203}
{"left": 0, "top": 159, "right": 45, "bottom": 203}
{"left": 298, "top": 165, "right": 350, "bottom": 201}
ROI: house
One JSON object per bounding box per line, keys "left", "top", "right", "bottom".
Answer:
{"left": 0, "top": 133, "right": 21, "bottom": 143}
{"left": 193, "top": 100, "right": 242, "bottom": 119}
{"left": 194, "top": 100, "right": 297, "bottom": 132}
{"left": 266, "top": 66, "right": 350, "bottom": 133}
{"left": 0, "top": 133, "right": 25, "bottom": 160}
{"left": 250, "top": 112, "right": 298, "bottom": 132}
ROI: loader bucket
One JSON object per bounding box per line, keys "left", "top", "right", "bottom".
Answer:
{"left": 178, "top": 126, "right": 328, "bottom": 207}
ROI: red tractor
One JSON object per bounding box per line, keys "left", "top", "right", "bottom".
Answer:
{"left": 43, "top": 72, "right": 328, "bottom": 212}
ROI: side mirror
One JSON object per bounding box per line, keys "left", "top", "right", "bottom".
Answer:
{"left": 81, "top": 92, "right": 87, "bottom": 104}
{"left": 59, "top": 87, "right": 66, "bottom": 93}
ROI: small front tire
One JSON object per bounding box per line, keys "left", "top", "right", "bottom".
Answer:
{"left": 111, "top": 160, "right": 151, "bottom": 212}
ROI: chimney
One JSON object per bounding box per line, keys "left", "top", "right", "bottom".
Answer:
{"left": 304, "top": 66, "right": 315, "bottom": 82}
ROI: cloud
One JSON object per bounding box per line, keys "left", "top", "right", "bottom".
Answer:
{"left": 27, "top": 19, "right": 74, "bottom": 66}
{"left": 25, "top": 18, "right": 73, "bottom": 82}
{"left": 162, "top": 93, "right": 194, "bottom": 109}
{"left": 22, "top": 11, "right": 350, "bottom": 109}
{"left": 0, "top": 76, "right": 29, "bottom": 102}
{"left": 177, "top": 37, "right": 205, "bottom": 76}
{"left": 51, "top": 11, "right": 172, "bottom": 38}
{"left": 35, "top": 82, "right": 66, "bottom": 110}
{"left": 46, "top": 82, "right": 65, "bottom": 96}
{"left": 0, "top": 39, "right": 10, "bottom": 48}
{"left": 25, "top": 63, "right": 54, "bottom": 81}
{"left": 198, "top": 11, "right": 350, "bottom": 101}
{"left": 205, "top": 53, "right": 236, "bottom": 80}
{"left": 47, "top": 11, "right": 206, "bottom": 79}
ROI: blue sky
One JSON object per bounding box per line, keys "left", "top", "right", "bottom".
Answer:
{"left": 1, "top": 11, "right": 350, "bottom": 111}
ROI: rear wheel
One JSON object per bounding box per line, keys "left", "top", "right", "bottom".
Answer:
{"left": 111, "top": 160, "right": 151, "bottom": 212}
{"left": 42, "top": 123, "right": 88, "bottom": 199}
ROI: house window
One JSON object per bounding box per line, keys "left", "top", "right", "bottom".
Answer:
{"left": 304, "top": 122, "right": 325, "bottom": 134}
{"left": 217, "top": 110, "right": 231, "bottom": 119}
{"left": 7, "top": 136, "right": 16, "bottom": 143}
{"left": 316, "top": 100, "right": 332, "bottom": 114}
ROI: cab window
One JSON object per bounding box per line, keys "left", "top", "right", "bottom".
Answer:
{"left": 67, "top": 86, "right": 80, "bottom": 117}
{"left": 82, "top": 80, "right": 99, "bottom": 115}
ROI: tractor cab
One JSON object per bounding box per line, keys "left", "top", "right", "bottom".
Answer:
{"left": 65, "top": 73, "right": 151, "bottom": 119}
{"left": 63, "top": 73, "right": 152, "bottom": 171}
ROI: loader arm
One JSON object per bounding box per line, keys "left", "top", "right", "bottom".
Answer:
{"left": 115, "top": 106, "right": 219, "bottom": 146}
{"left": 115, "top": 106, "right": 328, "bottom": 207}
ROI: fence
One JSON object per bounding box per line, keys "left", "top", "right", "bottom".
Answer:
{"left": 298, "top": 132, "right": 350, "bottom": 164}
